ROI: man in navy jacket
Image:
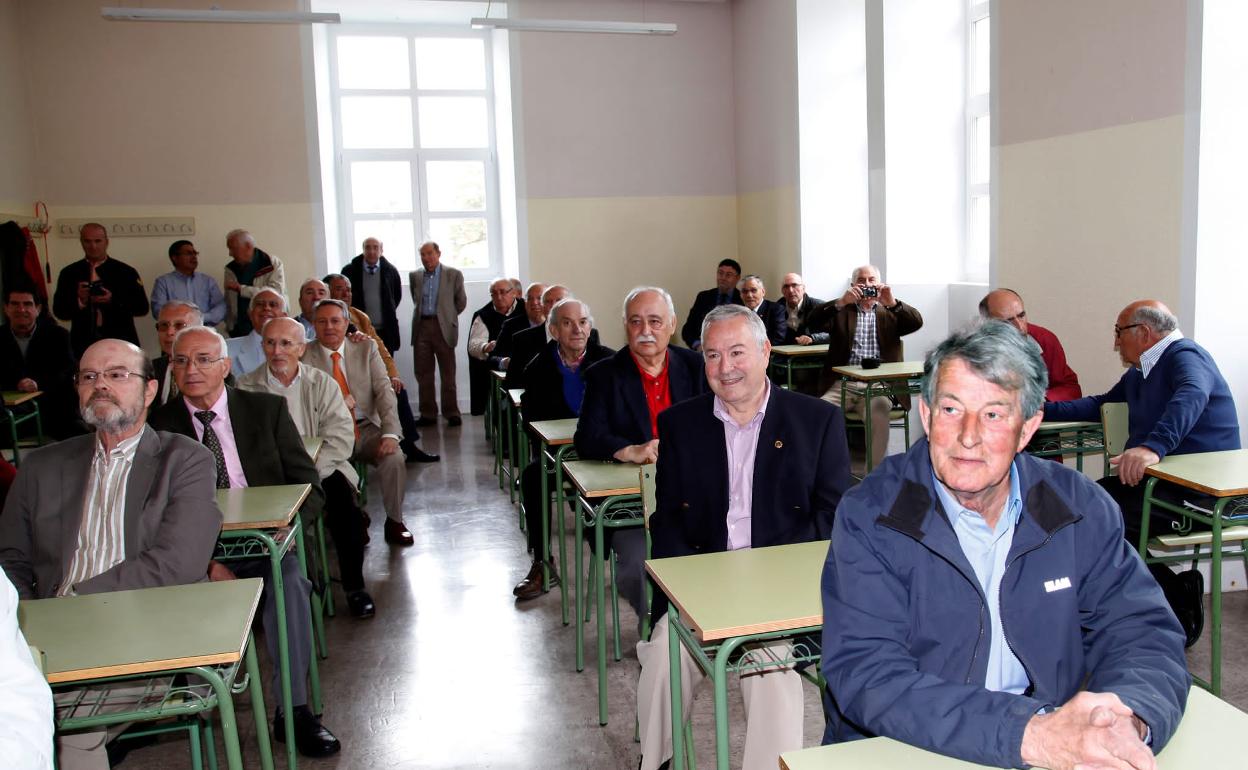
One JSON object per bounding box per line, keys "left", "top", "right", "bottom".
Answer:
{"left": 1045, "top": 299, "right": 1239, "bottom": 647}
{"left": 680, "top": 258, "right": 743, "bottom": 349}
{"left": 822, "top": 321, "right": 1188, "bottom": 770}
{"left": 641, "top": 304, "right": 852, "bottom": 770}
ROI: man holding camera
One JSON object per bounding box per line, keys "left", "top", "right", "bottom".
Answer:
{"left": 807, "top": 264, "right": 923, "bottom": 468}
{"left": 53, "top": 222, "right": 150, "bottom": 357}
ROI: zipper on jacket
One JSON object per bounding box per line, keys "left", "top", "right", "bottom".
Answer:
{"left": 998, "top": 525, "right": 1070, "bottom": 690}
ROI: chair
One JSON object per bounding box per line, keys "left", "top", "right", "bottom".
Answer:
{"left": 1100, "top": 402, "right": 1129, "bottom": 476}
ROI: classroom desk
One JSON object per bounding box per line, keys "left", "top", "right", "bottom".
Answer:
{"left": 490, "top": 370, "right": 508, "bottom": 482}
{"left": 2, "top": 388, "right": 44, "bottom": 466}
{"left": 779, "top": 687, "right": 1248, "bottom": 770}
{"left": 301, "top": 436, "right": 323, "bottom": 462}
{"left": 1141, "top": 448, "right": 1248, "bottom": 695}
{"left": 529, "top": 417, "right": 579, "bottom": 621}
{"left": 646, "top": 540, "right": 828, "bottom": 770}
{"left": 1028, "top": 421, "right": 1105, "bottom": 472}
{"left": 828, "top": 361, "right": 924, "bottom": 473}
{"left": 768, "top": 344, "right": 828, "bottom": 390}
{"left": 216, "top": 483, "right": 313, "bottom": 770}
{"left": 19, "top": 579, "right": 274, "bottom": 770}
{"left": 564, "top": 458, "right": 644, "bottom": 726}
{"left": 507, "top": 388, "right": 527, "bottom": 507}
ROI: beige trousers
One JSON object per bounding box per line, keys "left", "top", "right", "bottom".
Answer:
{"left": 636, "top": 614, "right": 804, "bottom": 770}
{"left": 822, "top": 383, "right": 893, "bottom": 468}
{"left": 54, "top": 685, "right": 149, "bottom": 770}
{"left": 414, "top": 317, "right": 460, "bottom": 418}
{"left": 355, "top": 421, "right": 408, "bottom": 523}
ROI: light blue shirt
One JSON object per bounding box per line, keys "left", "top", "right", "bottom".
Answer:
{"left": 420, "top": 264, "right": 441, "bottom": 317}
{"left": 933, "top": 462, "right": 1029, "bottom": 695}
{"left": 296, "top": 315, "right": 316, "bottom": 340}
{"left": 226, "top": 331, "right": 264, "bottom": 378}
{"left": 151, "top": 271, "right": 227, "bottom": 326}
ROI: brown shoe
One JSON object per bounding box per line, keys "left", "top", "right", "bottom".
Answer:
{"left": 512, "top": 560, "right": 559, "bottom": 601}
{"left": 384, "top": 518, "right": 414, "bottom": 547}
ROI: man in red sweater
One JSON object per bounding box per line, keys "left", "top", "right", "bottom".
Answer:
{"left": 980, "top": 288, "right": 1081, "bottom": 401}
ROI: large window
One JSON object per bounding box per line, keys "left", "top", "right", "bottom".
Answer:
{"left": 328, "top": 28, "right": 501, "bottom": 276}
{"left": 966, "top": 1, "right": 991, "bottom": 282}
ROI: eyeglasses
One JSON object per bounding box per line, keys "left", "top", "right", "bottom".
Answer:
{"left": 171, "top": 355, "right": 225, "bottom": 370}
{"left": 156, "top": 320, "right": 190, "bottom": 332}
{"left": 74, "top": 369, "right": 147, "bottom": 385}
{"left": 1113, "top": 323, "right": 1143, "bottom": 338}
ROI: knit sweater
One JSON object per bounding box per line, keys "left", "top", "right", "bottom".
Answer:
{"left": 1043, "top": 337, "right": 1239, "bottom": 459}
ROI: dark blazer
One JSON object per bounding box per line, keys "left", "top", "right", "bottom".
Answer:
{"left": 152, "top": 355, "right": 171, "bottom": 409}
{"left": 148, "top": 387, "right": 325, "bottom": 521}
{"left": 51, "top": 257, "right": 149, "bottom": 357}
{"left": 681, "top": 287, "right": 743, "bottom": 348}
{"left": 520, "top": 340, "right": 615, "bottom": 424}
{"left": 574, "top": 346, "right": 708, "bottom": 461}
{"left": 495, "top": 313, "right": 536, "bottom": 361}
{"left": 342, "top": 255, "right": 403, "bottom": 352}
{"left": 648, "top": 385, "right": 853, "bottom": 618}
{"left": 807, "top": 299, "right": 924, "bottom": 405}
{"left": 0, "top": 321, "right": 79, "bottom": 438}
{"left": 783, "top": 295, "right": 829, "bottom": 344}
{"left": 505, "top": 324, "right": 602, "bottom": 391}
{"left": 753, "top": 299, "right": 788, "bottom": 345}
{"left": 0, "top": 429, "right": 222, "bottom": 599}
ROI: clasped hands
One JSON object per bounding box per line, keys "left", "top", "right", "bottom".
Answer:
{"left": 1021, "top": 691, "right": 1153, "bottom": 770}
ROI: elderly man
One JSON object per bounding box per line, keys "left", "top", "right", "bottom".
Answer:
{"left": 980, "top": 288, "right": 1081, "bottom": 401}
{"left": 0, "top": 286, "right": 78, "bottom": 438}
{"left": 149, "top": 326, "right": 339, "bottom": 758}
{"left": 639, "top": 305, "right": 853, "bottom": 770}
{"left": 409, "top": 241, "right": 467, "bottom": 426}
{"left": 681, "top": 258, "right": 743, "bottom": 350}
{"left": 0, "top": 338, "right": 221, "bottom": 768}
{"left": 304, "top": 299, "right": 416, "bottom": 547}
{"left": 341, "top": 237, "right": 403, "bottom": 353}
{"left": 152, "top": 300, "right": 205, "bottom": 408}
{"left": 238, "top": 317, "right": 375, "bottom": 617}
{"left": 1045, "top": 300, "right": 1239, "bottom": 647}
{"left": 294, "top": 278, "right": 328, "bottom": 338}
{"left": 808, "top": 264, "right": 924, "bottom": 468}
{"left": 512, "top": 298, "right": 615, "bottom": 600}
{"left": 225, "top": 287, "right": 287, "bottom": 377}
{"left": 466, "top": 277, "right": 523, "bottom": 415}
{"left": 505, "top": 284, "right": 577, "bottom": 391}
{"left": 223, "top": 229, "right": 286, "bottom": 337}
{"left": 150, "top": 240, "right": 226, "bottom": 326}
{"left": 495, "top": 281, "right": 546, "bottom": 370}
{"left": 821, "top": 321, "right": 1189, "bottom": 769}
{"left": 738, "top": 274, "right": 788, "bottom": 345}
{"left": 577, "top": 287, "right": 708, "bottom": 621}
{"left": 52, "top": 223, "right": 149, "bottom": 356}
{"left": 780, "top": 272, "right": 828, "bottom": 345}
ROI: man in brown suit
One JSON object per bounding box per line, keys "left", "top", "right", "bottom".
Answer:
{"left": 409, "top": 241, "right": 468, "bottom": 425}
{"left": 807, "top": 264, "right": 923, "bottom": 467}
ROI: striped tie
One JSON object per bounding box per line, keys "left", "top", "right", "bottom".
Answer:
{"left": 194, "top": 410, "right": 230, "bottom": 489}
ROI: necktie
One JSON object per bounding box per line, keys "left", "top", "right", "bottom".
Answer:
{"left": 366, "top": 265, "right": 377, "bottom": 275}
{"left": 718, "top": 293, "right": 729, "bottom": 305}
{"left": 331, "top": 352, "right": 360, "bottom": 443}
{"left": 194, "top": 410, "right": 230, "bottom": 489}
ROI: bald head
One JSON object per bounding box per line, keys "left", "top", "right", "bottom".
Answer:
{"left": 299, "top": 279, "right": 329, "bottom": 318}
{"left": 1114, "top": 299, "right": 1179, "bottom": 368}
{"left": 980, "top": 288, "right": 1028, "bottom": 334}
{"left": 780, "top": 272, "right": 806, "bottom": 308}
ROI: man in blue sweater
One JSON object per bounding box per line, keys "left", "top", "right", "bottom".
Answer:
{"left": 1044, "top": 300, "right": 1239, "bottom": 647}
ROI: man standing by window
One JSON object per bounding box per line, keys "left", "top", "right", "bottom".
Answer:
{"left": 409, "top": 241, "right": 467, "bottom": 427}
{"left": 341, "top": 237, "right": 402, "bottom": 354}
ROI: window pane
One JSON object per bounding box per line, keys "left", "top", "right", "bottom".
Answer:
{"left": 426, "top": 161, "right": 486, "bottom": 212}
{"left": 350, "top": 162, "right": 412, "bottom": 214}
{"left": 415, "top": 38, "right": 486, "bottom": 90}
{"left": 973, "top": 115, "right": 991, "bottom": 185}
{"left": 972, "top": 17, "right": 990, "bottom": 96}
{"left": 353, "top": 219, "right": 417, "bottom": 272}
{"left": 337, "top": 37, "right": 410, "bottom": 90}
{"left": 428, "top": 218, "right": 488, "bottom": 269}
{"left": 418, "top": 97, "right": 488, "bottom": 148}
{"left": 341, "top": 96, "right": 413, "bottom": 149}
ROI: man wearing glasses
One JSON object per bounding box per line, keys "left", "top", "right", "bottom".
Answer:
{"left": 1044, "top": 299, "right": 1240, "bottom": 648}
{"left": 150, "top": 240, "right": 227, "bottom": 327}
{"left": 0, "top": 338, "right": 222, "bottom": 767}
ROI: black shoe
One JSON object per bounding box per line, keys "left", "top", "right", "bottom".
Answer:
{"left": 1168, "top": 569, "right": 1205, "bottom": 648}
{"left": 446, "top": 415, "right": 463, "bottom": 427}
{"left": 274, "top": 706, "right": 341, "bottom": 758}
{"left": 347, "top": 590, "right": 376, "bottom": 618}
{"left": 404, "top": 446, "right": 440, "bottom": 463}
{"left": 415, "top": 416, "right": 438, "bottom": 427}
{"left": 105, "top": 730, "right": 158, "bottom": 766}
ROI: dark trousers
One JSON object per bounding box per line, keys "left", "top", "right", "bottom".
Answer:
{"left": 395, "top": 391, "right": 422, "bottom": 448}
{"left": 469, "top": 357, "right": 490, "bottom": 416}
{"left": 521, "top": 459, "right": 549, "bottom": 555}
{"left": 1098, "top": 475, "right": 1213, "bottom": 594}
{"left": 322, "top": 471, "right": 367, "bottom": 592}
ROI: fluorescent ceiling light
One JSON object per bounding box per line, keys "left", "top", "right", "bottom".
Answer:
{"left": 101, "top": 7, "right": 341, "bottom": 24}
{"left": 470, "top": 17, "right": 676, "bottom": 35}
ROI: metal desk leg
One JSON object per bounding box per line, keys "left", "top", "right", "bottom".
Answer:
{"left": 669, "top": 611, "right": 687, "bottom": 770}
{"left": 261, "top": 532, "right": 297, "bottom": 770}
{"left": 556, "top": 448, "right": 571, "bottom": 625}
{"left": 1211, "top": 499, "right": 1226, "bottom": 695}
{"left": 293, "top": 521, "right": 323, "bottom": 716}
{"left": 540, "top": 441, "right": 552, "bottom": 591}
{"left": 244, "top": 633, "right": 276, "bottom": 770}
{"left": 575, "top": 492, "right": 586, "bottom": 672}
{"left": 785, "top": 360, "right": 793, "bottom": 391}
{"left": 595, "top": 500, "right": 609, "bottom": 725}
{"left": 188, "top": 666, "right": 245, "bottom": 770}
{"left": 862, "top": 382, "right": 876, "bottom": 473}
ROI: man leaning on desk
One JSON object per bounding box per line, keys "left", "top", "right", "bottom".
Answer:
{"left": 821, "top": 321, "right": 1189, "bottom": 770}
{"left": 640, "top": 304, "right": 853, "bottom": 770}
{"left": 0, "top": 338, "right": 222, "bottom": 769}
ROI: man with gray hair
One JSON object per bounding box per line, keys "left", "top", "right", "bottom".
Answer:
{"left": 1044, "top": 299, "right": 1239, "bottom": 647}
{"left": 225, "top": 286, "right": 288, "bottom": 377}
{"left": 737, "top": 274, "right": 788, "bottom": 345}
{"left": 223, "top": 228, "right": 286, "bottom": 337}
{"left": 821, "top": 320, "right": 1188, "bottom": 769}
{"left": 152, "top": 299, "right": 204, "bottom": 408}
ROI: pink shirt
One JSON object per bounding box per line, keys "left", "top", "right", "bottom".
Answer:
{"left": 183, "top": 388, "right": 249, "bottom": 488}
{"left": 713, "top": 386, "right": 771, "bottom": 551}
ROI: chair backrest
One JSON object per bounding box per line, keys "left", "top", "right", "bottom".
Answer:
{"left": 1101, "top": 402, "right": 1129, "bottom": 474}
{"left": 640, "top": 463, "right": 657, "bottom": 529}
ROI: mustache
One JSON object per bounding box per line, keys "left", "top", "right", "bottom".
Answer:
{"left": 88, "top": 392, "right": 120, "bottom": 407}
{"left": 635, "top": 334, "right": 658, "bottom": 344}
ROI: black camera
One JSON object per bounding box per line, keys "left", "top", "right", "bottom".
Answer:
{"left": 87, "top": 281, "right": 108, "bottom": 297}
{"left": 860, "top": 286, "right": 879, "bottom": 298}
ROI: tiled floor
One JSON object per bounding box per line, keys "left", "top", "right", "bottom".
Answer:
{"left": 119, "top": 418, "right": 1246, "bottom": 769}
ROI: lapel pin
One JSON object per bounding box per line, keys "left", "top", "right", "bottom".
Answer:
{"left": 774, "top": 440, "right": 783, "bottom": 449}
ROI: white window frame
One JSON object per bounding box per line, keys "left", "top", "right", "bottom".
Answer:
{"left": 966, "top": 1, "right": 991, "bottom": 282}
{"left": 326, "top": 24, "right": 503, "bottom": 281}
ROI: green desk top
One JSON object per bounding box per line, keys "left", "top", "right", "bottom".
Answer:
{"left": 216, "top": 484, "right": 311, "bottom": 530}
{"left": 771, "top": 344, "right": 829, "bottom": 358}
{"left": 530, "top": 418, "right": 578, "bottom": 445}
{"left": 18, "top": 578, "right": 263, "bottom": 685}
{"left": 1034, "top": 420, "right": 1100, "bottom": 432}
{"left": 645, "top": 540, "right": 827, "bottom": 642}
{"left": 562, "top": 459, "right": 642, "bottom": 498}
{"left": 779, "top": 687, "right": 1247, "bottom": 769}
{"left": 508, "top": 388, "right": 525, "bottom": 408}
{"left": 1146, "top": 448, "right": 1248, "bottom": 497}
{"left": 830, "top": 361, "right": 925, "bottom": 381}
{"left": 2, "top": 390, "right": 41, "bottom": 406}
{"left": 301, "top": 436, "right": 323, "bottom": 461}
